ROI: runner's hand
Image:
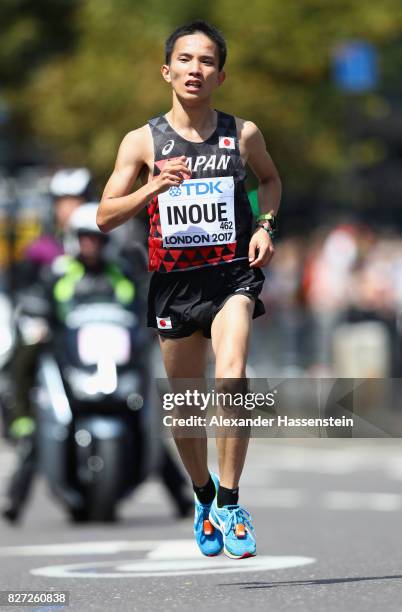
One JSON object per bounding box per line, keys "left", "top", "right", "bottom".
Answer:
{"left": 154, "top": 156, "right": 191, "bottom": 194}
{"left": 248, "top": 227, "right": 274, "bottom": 267}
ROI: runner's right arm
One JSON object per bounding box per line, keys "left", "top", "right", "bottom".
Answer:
{"left": 97, "top": 127, "right": 190, "bottom": 233}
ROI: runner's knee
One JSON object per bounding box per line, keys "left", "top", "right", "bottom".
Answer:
{"left": 215, "top": 376, "right": 248, "bottom": 397}
{"left": 215, "top": 359, "right": 246, "bottom": 380}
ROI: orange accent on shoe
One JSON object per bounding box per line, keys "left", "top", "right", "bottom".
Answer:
{"left": 203, "top": 520, "right": 214, "bottom": 536}
{"left": 235, "top": 523, "right": 246, "bottom": 538}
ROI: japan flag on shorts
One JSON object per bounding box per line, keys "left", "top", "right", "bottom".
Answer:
{"left": 219, "top": 136, "right": 235, "bottom": 149}
{"left": 157, "top": 316, "right": 172, "bottom": 330}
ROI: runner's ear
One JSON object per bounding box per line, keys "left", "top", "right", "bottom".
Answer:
{"left": 161, "top": 64, "right": 171, "bottom": 83}
{"left": 218, "top": 70, "right": 226, "bottom": 87}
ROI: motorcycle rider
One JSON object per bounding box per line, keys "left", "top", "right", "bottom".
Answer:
{"left": 2, "top": 202, "right": 191, "bottom": 521}
{"left": 7, "top": 168, "right": 93, "bottom": 441}
{"left": 1, "top": 169, "right": 92, "bottom": 521}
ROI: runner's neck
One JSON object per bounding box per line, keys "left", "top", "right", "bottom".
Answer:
{"left": 166, "top": 102, "right": 217, "bottom": 143}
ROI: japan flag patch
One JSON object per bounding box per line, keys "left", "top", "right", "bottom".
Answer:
{"left": 219, "top": 136, "right": 235, "bottom": 149}
{"left": 157, "top": 316, "right": 172, "bottom": 330}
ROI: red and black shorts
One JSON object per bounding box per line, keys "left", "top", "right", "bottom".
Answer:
{"left": 147, "top": 260, "right": 265, "bottom": 339}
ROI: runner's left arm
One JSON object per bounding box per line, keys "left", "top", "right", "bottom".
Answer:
{"left": 240, "top": 120, "right": 282, "bottom": 267}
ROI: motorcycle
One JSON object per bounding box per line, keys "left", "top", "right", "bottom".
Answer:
{"left": 34, "top": 298, "right": 160, "bottom": 522}
{"left": 0, "top": 291, "right": 16, "bottom": 437}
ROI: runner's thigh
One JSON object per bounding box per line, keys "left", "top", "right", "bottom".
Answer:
{"left": 159, "top": 330, "right": 209, "bottom": 379}
{"left": 211, "top": 294, "right": 254, "bottom": 378}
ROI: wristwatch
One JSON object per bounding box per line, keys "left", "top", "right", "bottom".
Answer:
{"left": 256, "top": 212, "right": 276, "bottom": 231}
{"left": 255, "top": 222, "right": 275, "bottom": 240}
{"left": 255, "top": 212, "right": 276, "bottom": 239}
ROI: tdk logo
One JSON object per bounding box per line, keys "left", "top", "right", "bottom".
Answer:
{"left": 180, "top": 181, "right": 223, "bottom": 196}
{"left": 169, "top": 186, "right": 182, "bottom": 197}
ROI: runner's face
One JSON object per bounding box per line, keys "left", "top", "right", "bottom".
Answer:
{"left": 162, "top": 33, "right": 225, "bottom": 101}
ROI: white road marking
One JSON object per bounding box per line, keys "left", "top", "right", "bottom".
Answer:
{"left": 147, "top": 540, "right": 198, "bottom": 559}
{"left": 385, "top": 459, "right": 402, "bottom": 481}
{"left": 0, "top": 541, "right": 168, "bottom": 557}
{"left": 30, "top": 542, "right": 315, "bottom": 578}
{"left": 0, "top": 538, "right": 314, "bottom": 578}
{"left": 114, "top": 556, "right": 315, "bottom": 577}
{"left": 247, "top": 489, "right": 402, "bottom": 512}
{"left": 245, "top": 450, "right": 386, "bottom": 475}
{"left": 245, "top": 445, "right": 402, "bottom": 476}
{"left": 324, "top": 491, "right": 402, "bottom": 511}
{"left": 242, "top": 488, "right": 304, "bottom": 508}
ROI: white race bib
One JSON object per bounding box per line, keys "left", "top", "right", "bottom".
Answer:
{"left": 158, "top": 176, "right": 235, "bottom": 248}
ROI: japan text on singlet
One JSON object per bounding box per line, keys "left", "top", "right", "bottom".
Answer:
{"left": 147, "top": 111, "right": 253, "bottom": 272}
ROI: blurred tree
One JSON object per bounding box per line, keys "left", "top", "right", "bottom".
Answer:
{"left": 210, "top": 0, "right": 402, "bottom": 189}
{"left": 0, "top": 0, "right": 79, "bottom": 87}
{"left": 7, "top": 0, "right": 214, "bottom": 174}
{"left": 3, "top": 0, "right": 402, "bottom": 205}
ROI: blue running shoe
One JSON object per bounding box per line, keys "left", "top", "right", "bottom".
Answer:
{"left": 209, "top": 501, "right": 256, "bottom": 559}
{"left": 194, "top": 473, "right": 224, "bottom": 557}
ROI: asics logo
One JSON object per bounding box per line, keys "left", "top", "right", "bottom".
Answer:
{"left": 162, "top": 140, "right": 175, "bottom": 155}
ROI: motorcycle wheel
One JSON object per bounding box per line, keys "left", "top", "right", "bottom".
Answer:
{"left": 69, "top": 507, "right": 89, "bottom": 523}
{"left": 85, "top": 438, "right": 122, "bottom": 522}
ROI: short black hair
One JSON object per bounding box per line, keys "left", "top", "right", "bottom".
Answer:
{"left": 165, "top": 20, "right": 227, "bottom": 71}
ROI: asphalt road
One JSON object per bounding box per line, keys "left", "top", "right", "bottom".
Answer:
{"left": 1, "top": 437, "right": 402, "bottom": 612}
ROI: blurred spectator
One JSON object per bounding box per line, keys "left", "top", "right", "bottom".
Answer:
{"left": 258, "top": 222, "right": 402, "bottom": 376}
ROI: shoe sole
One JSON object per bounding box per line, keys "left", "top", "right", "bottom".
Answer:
{"left": 209, "top": 512, "right": 256, "bottom": 560}
{"left": 223, "top": 548, "right": 256, "bottom": 559}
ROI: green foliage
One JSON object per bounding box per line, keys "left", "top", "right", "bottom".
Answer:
{"left": 0, "top": 0, "right": 79, "bottom": 86}
{"left": 3, "top": 0, "right": 402, "bottom": 193}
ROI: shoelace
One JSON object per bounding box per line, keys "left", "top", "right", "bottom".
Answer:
{"left": 222, "top": 505, "right": 255, "bottom": 537}
{"left": 196, "top": 503, "right": 211, "bottom": 525}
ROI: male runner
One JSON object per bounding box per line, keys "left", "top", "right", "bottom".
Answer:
{"left": 97, "top": 20, "right": 281, "bottom": 559}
